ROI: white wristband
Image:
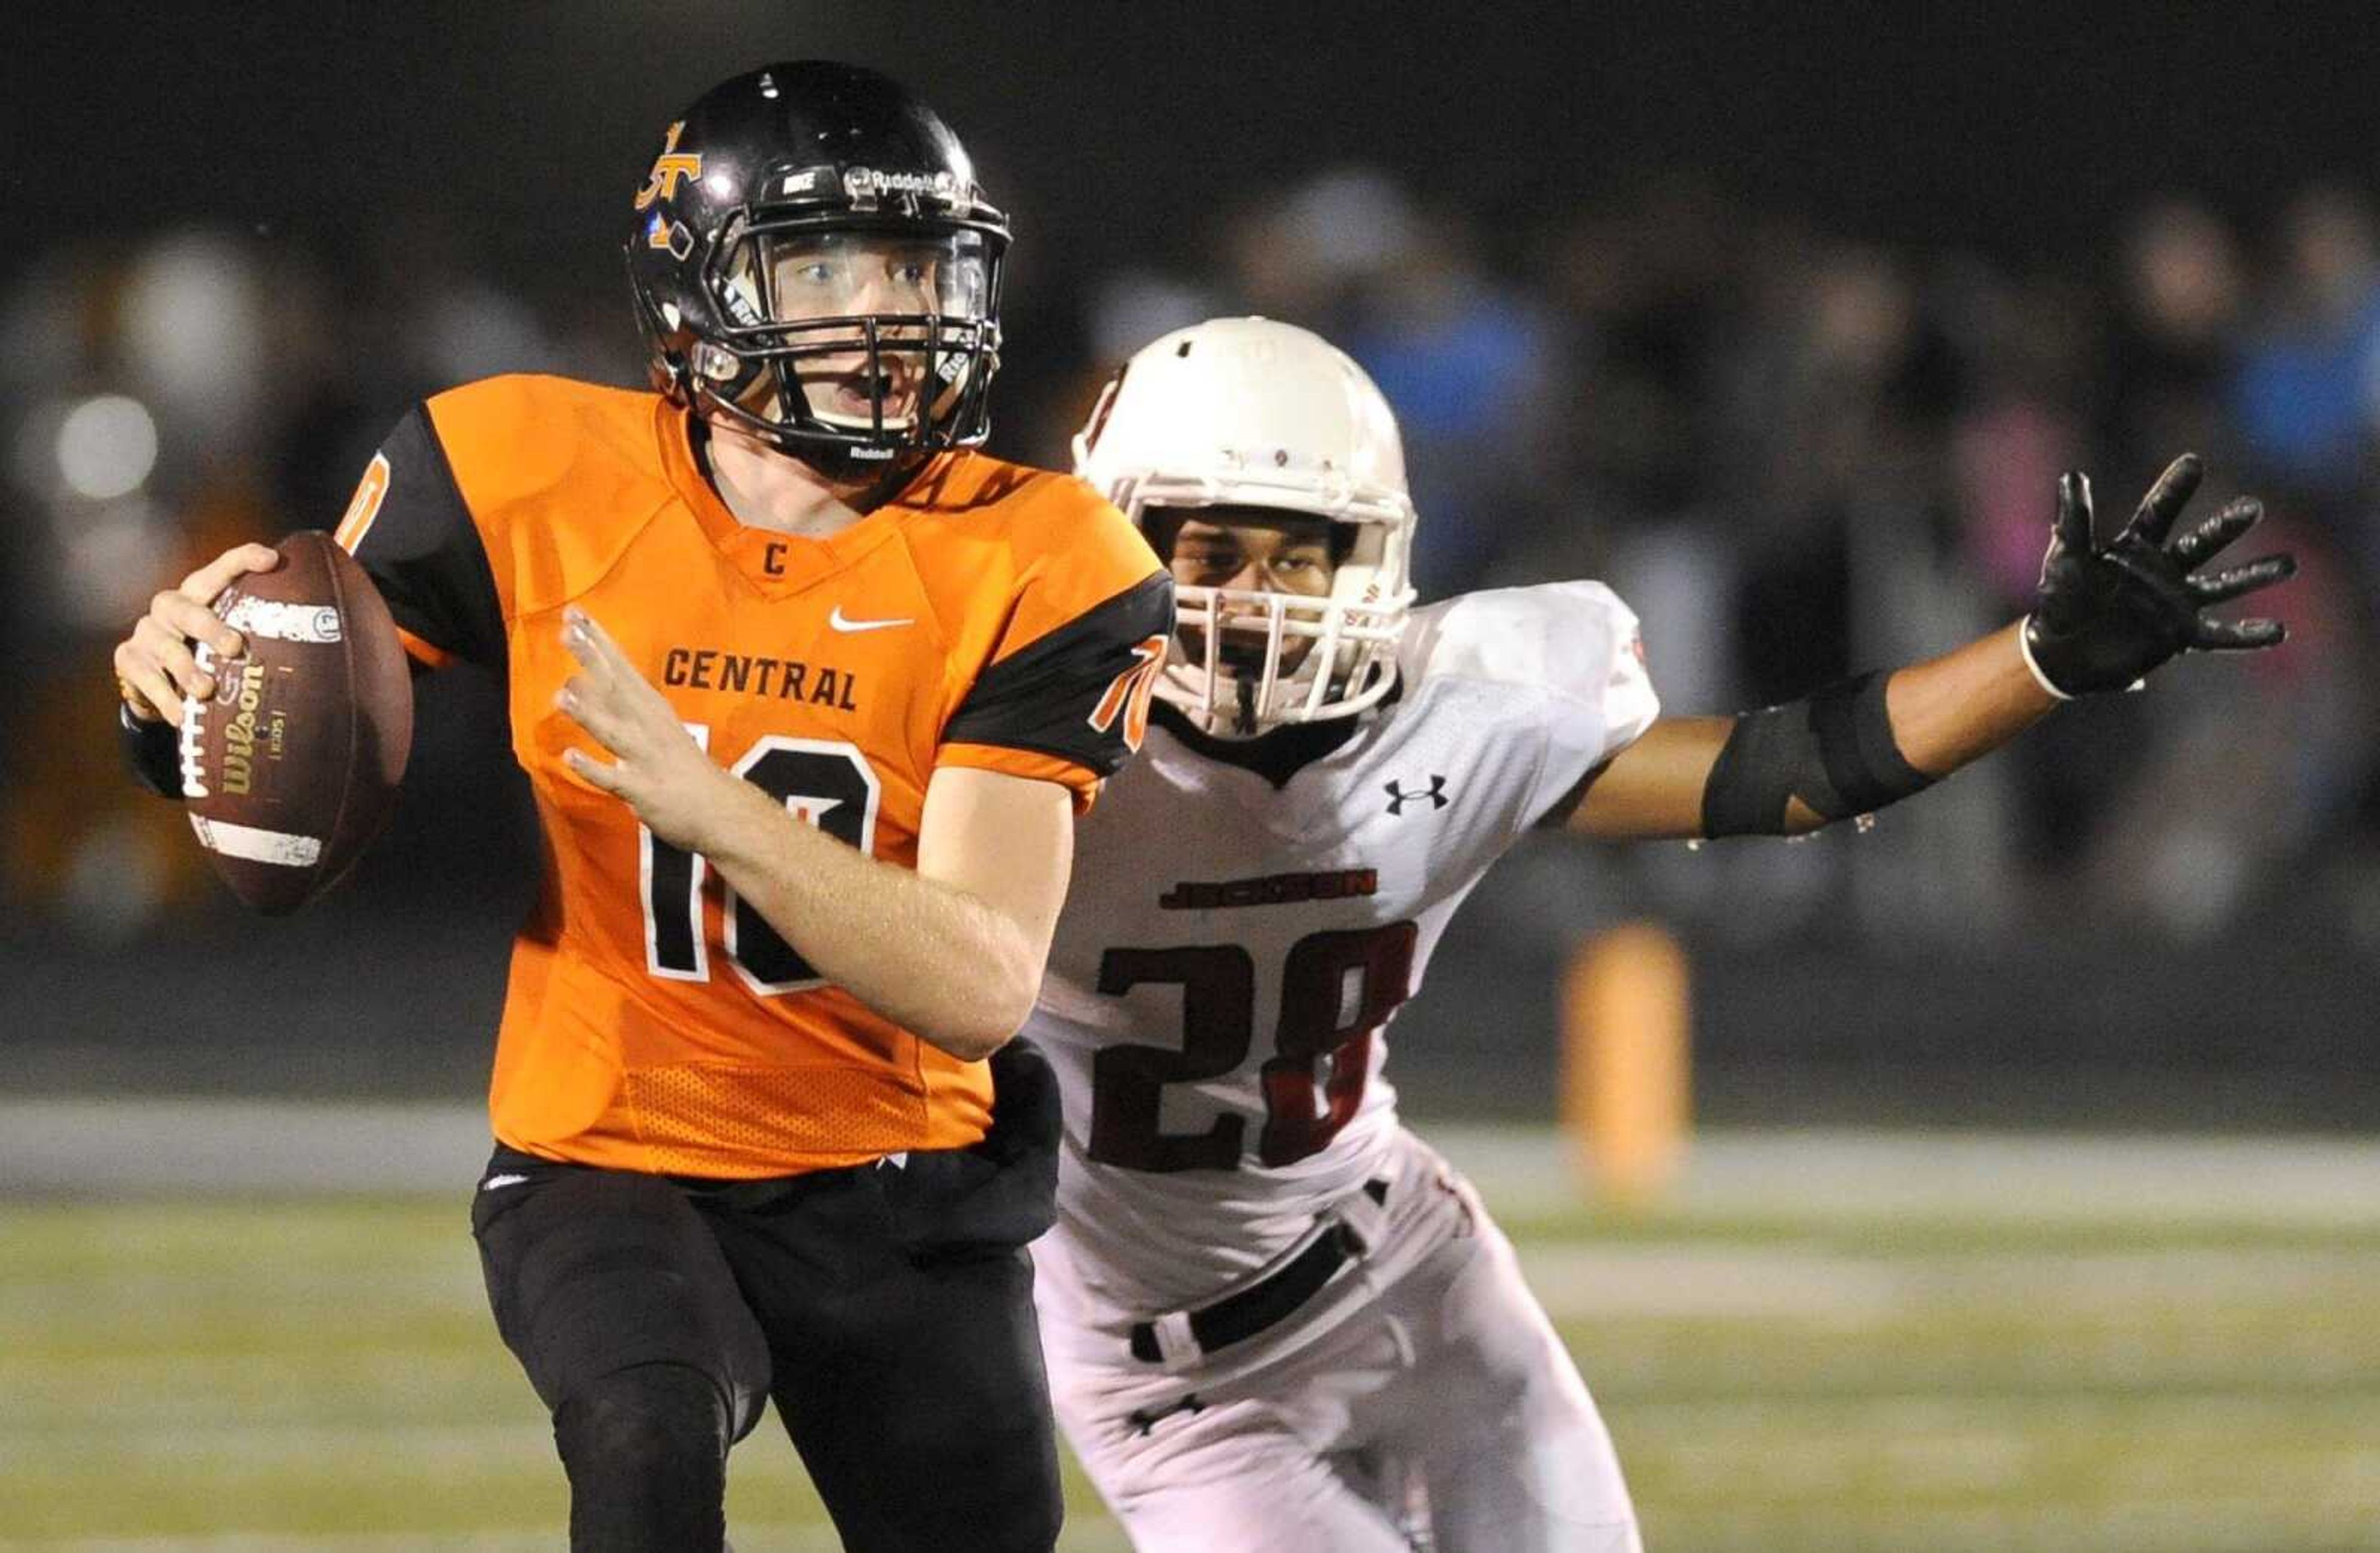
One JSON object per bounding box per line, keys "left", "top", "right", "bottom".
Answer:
{"left": 2016, "top": 621, "right": 2076, "bottom": 702}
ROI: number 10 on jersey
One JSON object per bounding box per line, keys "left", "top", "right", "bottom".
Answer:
{"left": 639, "top": 728, "right": 881, "bottom": 994}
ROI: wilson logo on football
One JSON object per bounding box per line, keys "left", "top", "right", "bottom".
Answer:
{"left": 1088, "top": 635, "right": 1169, "bottom": 752}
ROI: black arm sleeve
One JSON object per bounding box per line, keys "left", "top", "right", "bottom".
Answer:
{"left": 941, "top": 571, "right": 1175, "bottom": 778}
{"left": 1701, "top": 670, "right": 1934, "bottom": 837}
{"left": 344, "top": 404, "right": 506, "bottom": 669}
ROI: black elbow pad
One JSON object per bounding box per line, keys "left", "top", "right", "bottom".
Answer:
{"left": 1701, "top": 671, "right": 1934, "bottom": 837}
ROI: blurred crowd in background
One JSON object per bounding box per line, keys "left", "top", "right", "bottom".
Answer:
{"left": 2, "top": 161, "right": 2375, "bottom": 980}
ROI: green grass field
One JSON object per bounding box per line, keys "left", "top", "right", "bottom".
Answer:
{"left": 5, "top": 1124, "right": 2379, "bottom": 1551}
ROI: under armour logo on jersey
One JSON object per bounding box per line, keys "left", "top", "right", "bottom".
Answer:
{"left": 1384, "top": 775, "right": 1448, "bottom": 814}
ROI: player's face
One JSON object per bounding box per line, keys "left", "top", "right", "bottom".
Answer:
{"left": 1165, "top": 512, "right": 1341, "bottom": 677}
{"left": 1168, "top": 516, "right": 1339, "bottom": 596}
{"left": 729, "top": 231, "right": 992, "bottom": 432}
{"left": 766, "top": 232, "right": 944, "bottom": 321}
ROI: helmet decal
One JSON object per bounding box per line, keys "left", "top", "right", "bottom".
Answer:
{"left": 633, "top": 123, "right": 703, "bottom": 212}
{"left": 644, "top": 212, "right": 694, "bottom": 260}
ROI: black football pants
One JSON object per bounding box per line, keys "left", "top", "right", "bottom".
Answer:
{"left": 469, "top": 1067, "right": 1065, "bottom": 1552}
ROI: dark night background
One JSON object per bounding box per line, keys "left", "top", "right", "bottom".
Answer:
{"left": 15, "top": 7, "right": 2376, "bottom": 292}
{"left": 3, "top": 2, "right": 2374, "bottom": 1127}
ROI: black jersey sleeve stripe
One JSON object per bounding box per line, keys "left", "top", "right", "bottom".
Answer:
{"left": 942, "top": 570, "right": 1175, "bottom": 778}
{"left": 345, "top": 405, "right": 506, "bottom": 670}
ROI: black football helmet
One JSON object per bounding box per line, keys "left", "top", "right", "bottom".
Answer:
{"left": 625, "top": 62, "right": 1010, "bottom": 481}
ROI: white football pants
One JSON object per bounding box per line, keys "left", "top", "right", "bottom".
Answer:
{"left": 1048, "top": 1135, "right": 1641, "bottom": 1552}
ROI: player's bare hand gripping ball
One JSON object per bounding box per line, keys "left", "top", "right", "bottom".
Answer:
{"left": 557, "top": 606, "right": 741, "bottom": 851}
{"left": 112, "top": 543, "right": 282, "bottom": 724}
{"left": 2022, "top": 453, "right": 2297, "bottom": 697}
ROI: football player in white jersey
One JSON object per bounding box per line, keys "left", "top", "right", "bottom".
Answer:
{"left": 1028, "top": 317, "right": 2294, "bottom": 1552}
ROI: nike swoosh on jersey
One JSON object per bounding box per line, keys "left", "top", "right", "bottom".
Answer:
{"left": 828, "top": 606, "right": 915, "bottom": 633}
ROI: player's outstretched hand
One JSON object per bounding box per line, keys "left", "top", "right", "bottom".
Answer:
{"left": 112, "top": 543, "right": 282, "bottom": 726}
{"left": 2021, "top": 454, "right": 2297, "bottom": 698}
{"left": 558, "top": 606, "right": 737, "bottom": 851}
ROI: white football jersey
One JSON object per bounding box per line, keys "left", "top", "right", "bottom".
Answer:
{"left": 1029, "top": 580, "right": 1659, "bottom": 1329}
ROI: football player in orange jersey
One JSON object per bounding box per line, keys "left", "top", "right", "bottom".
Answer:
{"left": 110, "top": 62, "right": 1171, "bottom": 1552}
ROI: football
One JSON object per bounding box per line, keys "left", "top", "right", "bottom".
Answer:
{"left": 179, "top": 530, "right": 414, "bottom": 915}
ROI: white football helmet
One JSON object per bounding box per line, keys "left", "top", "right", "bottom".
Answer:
{"left": 1073, "top": 317, "right": 1417, "bottom": 737}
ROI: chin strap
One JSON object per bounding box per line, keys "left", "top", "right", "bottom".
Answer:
{"left": 1231, "top": 675, "right": 1260, "bottom": 736}
{"left": 844, "top": 452, "right": 933, "bottom": 514}
{"left": 688, "top": 407, "right": 932, "bottom": 514}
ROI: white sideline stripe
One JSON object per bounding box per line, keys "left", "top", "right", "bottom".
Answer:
{"left": 188, "top": 815, "right": 322, "bottom": 868}
{"left": 1515, "top": 1241, "right": 2380, "bottom": 1321}
{"left": 221, "top": 595, "right": 344, "bottom": 643}
{"left": 0, "top": 1099, "right": 495, "bottom": 1195}
{"left": 9, "top": 1106, "right": 2380, "bottom": 1218}
{"left": 0, "top": 1529, "right": 870, "bottom": 1553}
{"left": 1428, "top": 1124, "right": 2380, "bottom": 1228}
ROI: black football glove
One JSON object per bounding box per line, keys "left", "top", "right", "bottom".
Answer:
{"left": 2021, "top": 453, "right": 2296, "bottom": 698}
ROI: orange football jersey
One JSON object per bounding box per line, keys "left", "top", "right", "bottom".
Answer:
{"left": 335, "top": 374, "right": 1170, "bottom": 1177}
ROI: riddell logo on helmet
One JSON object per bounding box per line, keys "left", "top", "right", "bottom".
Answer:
{"left": 843, "top": 167, "right": 963, "bottom": 202}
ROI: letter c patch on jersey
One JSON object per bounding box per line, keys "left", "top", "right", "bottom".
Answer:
{"left": 1090, "top": 635, "right": 1168, "bottom": 752}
